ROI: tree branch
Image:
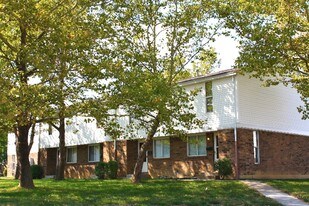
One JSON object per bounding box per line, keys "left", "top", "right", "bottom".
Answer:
{"left": 0, "top": 33, "right": 17, "bottom": 52}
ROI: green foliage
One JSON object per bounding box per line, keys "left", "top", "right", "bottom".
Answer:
{"left": 216, "top": 0, "right": 309, "bottom": 119}
{"left": 95, "top": 161, "right": 119, "bottom": 179}
{"left": 0, "top": 132, "right": 7, "bottom": 165}
{"left": 214, "top": 158, "right": 233, "bottom": 180}
{"left": 107, "top": 161, "right": 118, "bottom": 179}
{"left": 0, "top": 0, "right": 106, "bottom": 188}
{"left": 93, "top": 0, "right": 220, "bottom": 139}
{"left": 30, "top": 165, "right": 44, "bottom": 179}
{"left": 0, "top": 179, "right": 280, "bottom": 205}
{"left": 95, "top": 162, "right": 109, "bottom": 179}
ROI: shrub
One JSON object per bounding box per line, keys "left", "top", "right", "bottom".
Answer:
{"left": 30, "top": 165, "right": 44, "bottom": 179}
{"left": 107, "top": 160, "right": 118, "bottom": 179}
{"left": 95, "top": 162, "right": 108, "bottom": 179}
{"left": 214, "top": 158, "right": 233, "bottom": 179}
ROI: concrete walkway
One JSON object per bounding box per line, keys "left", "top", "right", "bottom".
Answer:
{"left": 242, "top": 180, "right": 308, "bottom": 206}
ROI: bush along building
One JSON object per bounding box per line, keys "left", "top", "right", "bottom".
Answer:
{"left": 7, "top": 70, "right": 309, "bottom": 179}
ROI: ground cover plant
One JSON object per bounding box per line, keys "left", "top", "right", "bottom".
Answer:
{"left": 264, "top": 179, "right": 309, "bottom": 202}
{"left": 0, "top": 178, "right": 279, "bottom": 205}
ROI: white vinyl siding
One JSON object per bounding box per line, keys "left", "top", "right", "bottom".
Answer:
{"left": 66, "top": 146, "right": 77, "bottom": 163}
{"left": 88, "top": 144, "right": 100, "bottom": 162}
{"left": 237, "top": 75, "right": 309, "bottom": 136}
{"left": 253, "top": 131, "right": 260, "bottom": 164}
{"left": 154, "top": 138, "right": 170, "bottom": 158}
{"left": 188, "top": 136, "right": 206, "bottom": 156}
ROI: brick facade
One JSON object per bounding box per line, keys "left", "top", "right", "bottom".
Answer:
{"left": 147, "top": 134, "right": 216, "bottom": 178}
{"left": 237, "top": 129, "right": 309, "bottom": 179}
{"left": 39, "top": 144, "right": 103, "bottom": 178}
{"left": 7, "top": 152, "right": 38, "bottom": 177}
{"left": 34, "top": 129, "right": 308, "bottom": 179}
{"left": 102, "top": 140, "right": 138, "bottom": 177}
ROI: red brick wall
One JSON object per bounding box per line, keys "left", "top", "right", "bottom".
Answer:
{"left": 148, "top": 134, "right": 216, "bottom": 179}
{"left": 237, "top": 129, "right": 309, "bottom": 179}
{"left": 65, "top": 144, "right": 102, "bottom": 178}
{"left": 40, "top": 144, "right": 103, "bottom": 179}
{"left": 217, "top": 129, "right": 237, "bottom": 178}
{"left": 103, "top": 140, "right": 131, "bottom": 177}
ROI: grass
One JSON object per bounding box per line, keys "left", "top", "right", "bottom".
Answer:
{"left": 0, "top": 178, "right": 279, "bottom": 206}
{"left": 264, "top": 179, "right": 309, "bottom": 202}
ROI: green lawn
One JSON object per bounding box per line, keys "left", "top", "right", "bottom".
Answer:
{"left": 0, "top": 178, "right": 279, "bottom": 205}
{"left": 264, "top": 179, "right": 309, "bottom": 202}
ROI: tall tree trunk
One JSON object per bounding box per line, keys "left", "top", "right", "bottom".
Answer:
{"left": 131, "top": 115, "right": 160, "bottom": 183}
{"left": 131, "top": 138, "right": 151, "bottom": 183}
{"left": 16, "top": 124, "right": 34, "bottom": 189}
{"left": 55, "top": 117, "right": 65, "bottom": 180}
{"left": 14, "top": 162, "right": 20, "bottom": 180}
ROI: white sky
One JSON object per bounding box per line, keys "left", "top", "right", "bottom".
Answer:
{"left": 212, "top": 35, "right": 239, "bottom": 72}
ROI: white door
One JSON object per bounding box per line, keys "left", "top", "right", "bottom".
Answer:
{"left": 138, "top": 142, "right": 148, "bottom": 173}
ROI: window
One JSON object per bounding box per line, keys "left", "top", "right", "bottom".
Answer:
{"left": 66, "top": 146, "right": 77, "bottom": 163}
{"left": 154, "top": 138, "right": 170, "bottom": 158}
{"left": 253, "top": 131, "right": 260, "bottom": 164}
{"left": 205, "top": 81, "right": 213, "bottom": 112}
{"left": 188, "top": 136, "right": 206, "bottom": 156}
{"left": 12, "top": 155, "right": 16, "bottom": 172}
{"left": 88, "top": 144, "right": 100, "bottom": 162}
{"left": 214, "top": 133, "right": 219, "bottom": 161}
{"left": 48, "top": 123, "right": 53, "bottom": 135}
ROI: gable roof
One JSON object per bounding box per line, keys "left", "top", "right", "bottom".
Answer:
{"left": 178, "top": 69, "right": 237, "bottom": 86}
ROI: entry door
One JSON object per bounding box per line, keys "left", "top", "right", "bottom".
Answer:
{"left": 214, "top": 133, "right": 219, "bottom": 162}
{"left": 138, "top": 142, "right": 148, "bottom": 173}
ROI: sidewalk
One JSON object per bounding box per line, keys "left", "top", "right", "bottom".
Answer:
{"left": 242, "top": 180, "right": 308, "bottom": 206}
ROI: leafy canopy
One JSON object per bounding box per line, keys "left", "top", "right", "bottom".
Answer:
{"left": 217, "top": 0, "right": 309, "bottom": 119}
{"left": 92, "top": 0, "right": 221, "bottom": 138}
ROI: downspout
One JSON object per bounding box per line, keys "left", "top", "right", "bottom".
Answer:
{"left": 37, "top": 123, "right": 41, "bottom": 165}
{"left": 233, "top": 75, "right": 239, "bottom": 179}
{"left": 114, "top": 139, "right": 117, "bottom": 161}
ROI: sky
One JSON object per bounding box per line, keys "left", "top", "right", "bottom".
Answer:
{"left": 212, "top": 35, "right": 239, "bottom": 72}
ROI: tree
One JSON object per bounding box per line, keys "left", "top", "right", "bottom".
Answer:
{"left": 0, "top": 131, "right": 7, "bottom": 166}
{"left": 0, "top": 0, "right": 101, "bottom": 188}
{"left": 93, "top": 0, "right": 220, "bottom": 183}
{"left": 216, "top": 0, "right": 309, "bottom": 119}
{"left": 41, "top": 3, "right": 106, "bottom": 181}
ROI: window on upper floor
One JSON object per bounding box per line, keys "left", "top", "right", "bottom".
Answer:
{"left": 48, "top": 123, "right": 53, "bottom": 135}
{"left": 88, "top": 144, "right": 100, "bottom": 162}
{"left": 205, "top": 81, "right": 213, "bottom": 112}
{"left": 253, "top": 131, "right": 260, "bottom": 164}
{"left": 66, "top": 146, "right": 77, "bottom": 163}
{"left": 154, "top": 138, "right": 170, "bottom": 158}
{"left": 188, "top": 135, "right": 207, "bottom": 156}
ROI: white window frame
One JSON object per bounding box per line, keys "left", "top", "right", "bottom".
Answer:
{"left": 88, "top": 144, "right": 100, "bottom": 163}
{"left": 187, "top": 135, "right": 207, "bottom": 157}
{"left": 253, "top": 131, "right": 260, "bottom": 164}
{"left": 153, "top": 138, "right": 170, "bottom": 159}
{"left": 214, "top": 133, "right": 219, "bottom": 161}
{"left": 205, "top": 81, "right": 213, "bottom": 113}
{"left": 66, "top": 146, "right": 77, "bottom": 164}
